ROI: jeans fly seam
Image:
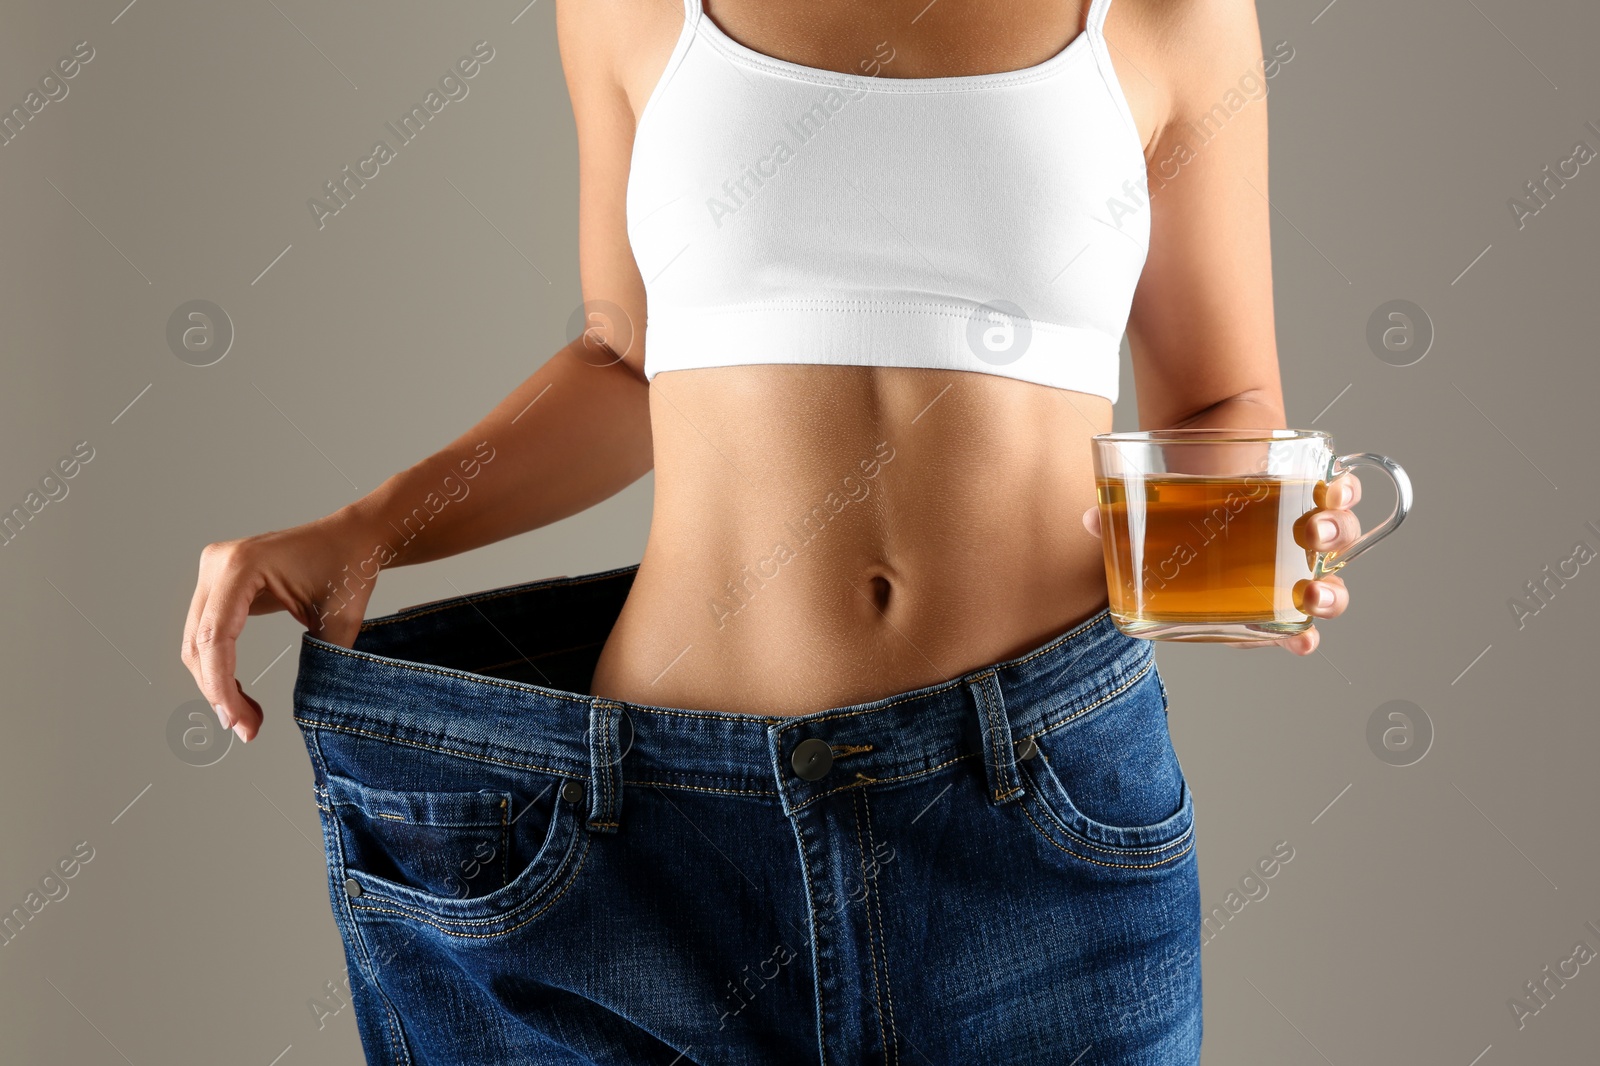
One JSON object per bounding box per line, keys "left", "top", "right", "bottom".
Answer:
{"left": 790, "top": 817, "right": 830, "bottom": 1066}
{"left": 861, "top": 790, "right": 900, "bottom": 1065}
{"left": 850, "top": 790, "right": 889, "bottom": 1058}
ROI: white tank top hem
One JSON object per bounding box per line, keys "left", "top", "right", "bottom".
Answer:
{"left": 626, "top": 0, "right": 1149, "bottom": 403}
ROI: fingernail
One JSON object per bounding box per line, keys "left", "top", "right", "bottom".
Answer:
{"left": 232, "top": 722, "right": 248, "bottom": 743}
{"left": 214, "top": 703, "right": 234, "bottom": 729}
{"left": 1309, "top": 584, "right": 1333, "bottom": 608}
{"left": 1316, "top": 516, "right": 1338, "bottom": 542}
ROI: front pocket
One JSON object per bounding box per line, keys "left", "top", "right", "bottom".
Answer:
{"left": 327, "top": 777, "right": 511, "bottom": 900}
{"left": 1017, "top": 663, "right": 1194, "bottom": 864}
{"left": 324, "top": 770, "right": 586, "bottom": 931}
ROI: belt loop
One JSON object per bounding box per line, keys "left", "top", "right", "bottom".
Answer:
{"left": 970, "top": 671, "right": 1024, "bottom": 805}
{"left": 586, "top": 698, "right": 623, "bottom": 833}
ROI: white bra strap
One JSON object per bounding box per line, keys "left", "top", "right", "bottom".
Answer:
{"left": 1086, "top": 0, "right": 1114, "bottom": 36}
{"left": 682, "top": 0, "right": 701, "bottom": 22}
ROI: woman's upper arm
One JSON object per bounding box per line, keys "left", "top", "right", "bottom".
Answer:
{"left": 555, "top": 0, "right": 677, "bottom": 382}
{"left": 1118, "top": 0, "right": 1287, "bottom": 429}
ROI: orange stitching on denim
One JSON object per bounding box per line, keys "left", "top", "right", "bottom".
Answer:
{"left": 851, "top": 791, "right": 890, "bottom": 1056}
{"left": 1027, "top": 760, "right": 1193, "bottom": 857}
{"left": 313, "top": 728, "right": 409, "bottom": 1066}
{"left": 1027, "top": 752, "right": 1194, "bottom": 858}
{"left": 304, "top": 644, "right": 592, "bottom": 702}
{"left": 789, "top": 753, "right": 976, "bottom": 813}
{"left": 628, "top": 778, "right": 778, "bottom": 797}
{"left": 772, "top": 625, "right": 1146, "bottom": 734}
{"left": 977, "top": 672, "right": 1024, "bottom": 803}
{"left": 499, "top": 802, "right": 510, "bottom": 888}
{"left": 1024, "top": 656, "right": 1154, "bottom": 742}
{"left": 862, "top": 791, "right": 900, "bottom": 1065}
{"left": 791, "top": 819, "right": 830, "bottom": 1066}
{"left": 294, "top": 717, "right": 576, "bottom": 778}
{"left": 349, "top": 833, "right": 592, "bottom": 939}
{"left": 1019, "top": 796, "right": 1194, "bottom": 870}
{"left": 344, "top": 808, "right": 588, "bottom": 930}
{"left": 332, "top": 598, "right": 1130, "bottom": 732}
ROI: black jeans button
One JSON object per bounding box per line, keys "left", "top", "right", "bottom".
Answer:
{"left": 343, "top": 877, "right": 363, "bottom": 898}
{"left": 561, "top": 779, "right": 585, "bottom": 803}
{"left": 791, "top": 738, "right": 834, "bottom": 781}
{"left": 1015, "top": 736, "right": 1038, "bottom": 762}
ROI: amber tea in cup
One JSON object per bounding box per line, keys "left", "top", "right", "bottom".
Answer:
{"left": 1091, "top": 429, "right": 1412, "bottom": 642}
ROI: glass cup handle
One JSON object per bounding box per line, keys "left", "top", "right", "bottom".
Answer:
{"left": 1314, "top": 452, "right": 1413, "bottom": 576}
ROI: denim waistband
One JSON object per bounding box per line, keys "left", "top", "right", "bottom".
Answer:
{"left": 291, "top": 564, "right": 1155, "bottom": 822}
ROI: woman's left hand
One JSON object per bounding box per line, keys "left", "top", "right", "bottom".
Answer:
{"left": 1080, "top": 471, "right": 1365, "bottom": 656}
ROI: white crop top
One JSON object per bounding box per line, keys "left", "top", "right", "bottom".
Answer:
{"left": 625, "top": 0, "right": 1149, "bottom": 402}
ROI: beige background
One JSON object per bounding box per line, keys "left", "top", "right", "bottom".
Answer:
{"left": 2, "top": 0, "right": 1596, "bottom": 1062}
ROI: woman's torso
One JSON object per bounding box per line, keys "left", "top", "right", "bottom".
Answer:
{"left": 590, "top": 0, "right": 1160, "bottom": 715}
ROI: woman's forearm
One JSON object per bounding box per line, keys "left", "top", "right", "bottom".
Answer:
{"left": 330, "top": 337, "right": 653, "bottom": 570}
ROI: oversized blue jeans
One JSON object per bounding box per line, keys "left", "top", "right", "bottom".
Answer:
{"left": 292, "top": 564, "right": 1201, "bottom": 1064}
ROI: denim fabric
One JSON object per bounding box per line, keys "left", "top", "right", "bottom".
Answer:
{"left": 292, "top": 564, "right": 1201, "bottom": 1065}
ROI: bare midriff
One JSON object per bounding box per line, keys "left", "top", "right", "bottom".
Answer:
{"left": 588, "top": 363, "right": 1114, "bottom": 716}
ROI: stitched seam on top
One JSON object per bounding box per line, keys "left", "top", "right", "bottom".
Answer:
{"left": 695, "top": 20, "right": 1092, "bottom": 93}
{"left": 653, "top": 299, "right": 1126, "bottom": 336}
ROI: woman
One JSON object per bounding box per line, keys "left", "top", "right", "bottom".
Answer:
{"left": 182, "top": 0, "right": 1363, "bottom": 1061}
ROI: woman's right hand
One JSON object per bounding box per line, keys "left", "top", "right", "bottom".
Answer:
{"left": 180, "top": 508, "right": 379, "bottom": 743}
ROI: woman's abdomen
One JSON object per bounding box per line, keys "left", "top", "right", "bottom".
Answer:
{"left": 590, "top": 362, "right": 1115, "bottom": 715}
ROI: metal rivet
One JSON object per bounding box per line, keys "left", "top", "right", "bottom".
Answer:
{"left": 1015, "top": 736, "right": 1038, "bottom": 762}
{"left": 791, "top": 738, "right": 834, "bottom": 781}
{"left": 343, "top": 877, "right": 363, "bottom": 898}
{"left": 561, "top": 779, "right": 584, "bottom": 804}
